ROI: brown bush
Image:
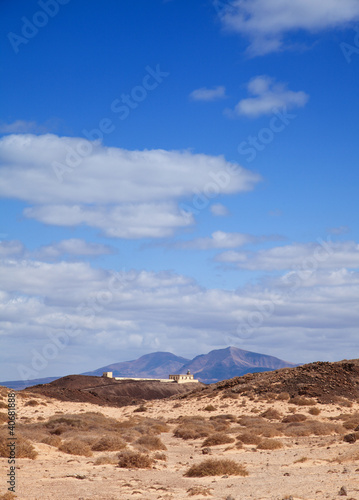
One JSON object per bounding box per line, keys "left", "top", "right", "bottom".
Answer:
{"left": 236, "top": 432, "right": 262, "bottom": 445}
{"left": 257, "top": 438, "right": 283, "bottom": 450}
{"left": 58, "top": 439, "right": 93, "bottom": 457}
{"left": 133, "top": 405, "right": 147, "bottom": 412}
{"left": 209, "top": 414, "right": 236, "bottom": 423}
{"left": 201, "top": 433, "right": 235, "bottom": 447}
{"left": 153, "top": 452, "right": 167, "bottom": 461}
{"left": 283, "top": 421, "right": 344, "bottom": 437}
{"left": 135, "top": 435, "right": 166, "bottom": 451}
{"left": 261, "top": 408, "right": 282, "bottom": 420}
{"left": 282, "top": 414, "right": 307, "bottom": 423}
{"left": 0, "top": 433, "right": 37, "bottom": 459}
{"left": 24, "top": 400, "right": 39, "bottom": 407}
{"left": 0, "top": 493, "right": 17, "bottom": 500}
{"left": 41, "top": 435, "right": 62, "bottom": 447}
{"left": 92, "top": 435, "right": 127, "bottom": 452}
{"left": 174, "top": 418, "right": 214, "bottom": 440}
{"left": 342, "top": 414, "right": 359, "bottom": 430}
{"left": 203, "top": 405, "right": 216, "bottom": 412}
{"left": 308, "top": 407, "right": 321, "bottom": 416}
{"left": 0, "top": 402, "right": 7, "bottom": 409}
{"left": 118, "top": 451, "right": 153, "bottom": 469}
{"left": 0, "top": 413, "right": 7, "bottom": 424}
{"left": 184, "top": 458, "right": 248, "bottom": 477}
{"left": 94, "top": 455, "right": 118, "bottom": 465}
{"left": 290, "top": 396, "right": 316, "bottom": 406}
{"left": 187, "top": 486, "right": 213, "bottom": 496}
{"left": 277, "top": 392, "right": 290, "bottom": 401}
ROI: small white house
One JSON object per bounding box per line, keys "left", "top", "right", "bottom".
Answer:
{"left": 169, "top": 370, "right": 199, "bottom": 384}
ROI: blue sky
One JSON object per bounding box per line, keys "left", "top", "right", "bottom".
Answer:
{"left": 0, "top": 0, "right": 359, "bottom": 381}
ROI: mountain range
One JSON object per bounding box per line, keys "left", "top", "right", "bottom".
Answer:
{"left": 1, "top": 346, "right": 298, "bottom": 389}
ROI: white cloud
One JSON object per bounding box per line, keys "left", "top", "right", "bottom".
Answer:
{"left": 218, "top": 0, "right": 359, "bottom": 55}
{"left": 190, "top": 86, "right": 227, "bottom": 101}
{"left": 177, "top": 231, "right": 258, "bottom": 250}
{"left": 0, "top": 240, "right": 25, "bottom": 257}
{"left": 34, "top": 239, "right": 115, "bottom": 259}
{"left": 234, "top": 76, "right": 309, "bottom": 118}
{"left": 1, "top": 252, "right": 359, "bottom": 379}
{"left": 210, "top": 203, "right": 229, "bottom": 216}
{"left": 0, "top": 134, "right": 260, "bottom": 239}
{"left": 217, "top": 240, "right": 359, "bottom": 270}
{"left": 25, "top": 203, "right": 194, "bottom": 239}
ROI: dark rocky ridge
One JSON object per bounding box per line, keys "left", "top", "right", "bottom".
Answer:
{"left": 179, "top": 359, "right": 359, "bottom": 403}
{"left": 24, "top": 374, "right": 202, "bottom": 407}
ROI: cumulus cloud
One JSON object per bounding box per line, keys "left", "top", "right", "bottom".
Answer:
{"left": 1, "top": 252, "right": 359, "bottom": 379}
{"left": 216, "top": 240, "right": 359, "bottom": 271}
{"left": 177, "top": 231, "right": 262, "bottom": 250}
{"left": 190, "top": 85, "right": 227, "bottom": 101}
{"left": 217, "top": 0, "right": 359, "bottom": 55}
{"left": 176, "top": 231, "right": 282, "bottom": 250}
{"left": 34, "top": 239, "right": 115, "bottom": 259}
{"left": 234, "top": 76, "right": 309, "bottom": 118}
{"left": 0, "top": 134, "right": 260, "bottom": 239}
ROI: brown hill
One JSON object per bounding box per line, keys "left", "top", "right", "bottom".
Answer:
{"left": 25, "top": 374, "right": 202, "bottom": 407}
{"left": 180, "top": 359, "right": 359, "bottom": 403}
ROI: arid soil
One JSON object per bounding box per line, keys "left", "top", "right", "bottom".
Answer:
{"left": 26, "top": 375, "right": 202, "bottom": 407}
{"left": 1, "top": 362, "right": 359, "bottom": 499}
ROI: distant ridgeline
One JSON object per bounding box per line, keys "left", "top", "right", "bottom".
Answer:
{"left": 102, "top": 370, "right": 199, "bottom": 384}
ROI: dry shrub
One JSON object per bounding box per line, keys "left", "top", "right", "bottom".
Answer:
{"left": 184, "top": 458, "right": 248, "bottom": 477}
{"left": 221, "top": 392, "right": 239, "bottom": 400}
{"left": 261, "top": 408, "right": 282, "bottom": 420}
{"left": 290, "top": 396, "right": 316, "bottom": 406}
{"left": 94, "top": 455, "right": 118, "bottom": 465}
{"left": 174, "top": 417, "right": 213, "bottom": 440}
{"left": 0, "top": 413, "right": 7, "bottom": 424}
{"left": 0, "top": 493, "right": 17, "bottom": 500}
{"left": 282, "top": 414, "right": 307, "bottom": 423}
{"left": 259, "top": 426, "right": 283, "bottom": 438}
{"left": 203, "top": 405, "right": 216, "bottom": 412}
{"left": 187, "top": 486, "right": 212, "bottom": 496}
{"left": 133, "top": 405, "right": 147, "bottom": 412}
{"left": 92, "top": 435, "right": 127, "bottom": 452}
{"left": 277, "top": 392, "right": 290, "bottom": 401}
{"left": 257, "top": 438, "right": 283, "bottom": 450}
{"left": 135, "top": 435, "right": 166, "bottom": 451}
{"left": 153, "top": 452, "right": 167, "bottom": 461}
{"left": 238, "top": 415, "right": 266, "bottom": 427}
{"left": 294, "top": 456, "right": 308, "bottom": 463}
{"left": 0, "top": 402, "right": 7, "bottom": 409}
{"left": 341, "top": 413, "right": 359, "bottom": 430}
{"left": 24, "top": 400, "right": 39, "bottom": 407}
{"left": 236, "top": 432, "right": 262, "bottom": 445}
{"left": 210, "top": 414, "right": 236, "bottom": 423}
{"left": 283, "top": 421, "right": 344, "bottom": 437}
{"left": 264, "top": 392, "right": 277, "bottom": 401}
{"left": 118, "top": 451, "right": 153, "bottom": 469}
{"left": 201, "top": 433, "right": 235, "bottom": 447}
{"left": 58, "top": 439, "right": 93, "bottom": 457}
{"left": 173, "top": 403, "right": 182, "bottom": 408}
{"left": 0, "top": 432, "right": 37, "bottom": 459}
{"left": 308, "top": 407, "right": 321, "bottom": 416}
{"left": 41, "top": 435, "right": 62, "bottom": 447}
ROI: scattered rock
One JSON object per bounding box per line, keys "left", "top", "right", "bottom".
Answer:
{"left": 339, "top": 486, "right": 348, "bottom": 496}
{"left": 202, "top": 447, "right": 211, "bottom": 455}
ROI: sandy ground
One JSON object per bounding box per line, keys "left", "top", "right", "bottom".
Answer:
{"left": 1, "top": 391, "right": 359, "bottom": 500}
